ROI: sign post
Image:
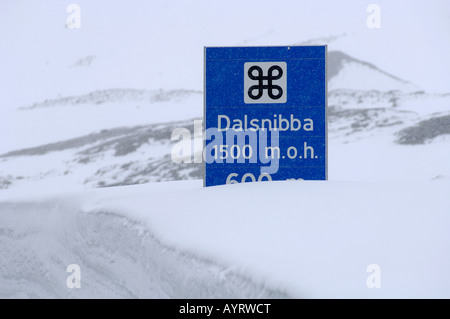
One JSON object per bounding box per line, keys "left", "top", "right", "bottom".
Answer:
{"left": 204, "top": 46, "right": 327, "bottom": 187}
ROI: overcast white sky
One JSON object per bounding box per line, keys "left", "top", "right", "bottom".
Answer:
{"left": 0, "top": 0, "right": 449, "bottom": 108}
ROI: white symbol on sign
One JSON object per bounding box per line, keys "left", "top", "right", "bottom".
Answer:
{"left": 244, "top": 62, "right": 287, "bottom": 104}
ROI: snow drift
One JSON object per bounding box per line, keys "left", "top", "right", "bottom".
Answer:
{"left": 1, "top": 180, "right": 449, "bottom": 298}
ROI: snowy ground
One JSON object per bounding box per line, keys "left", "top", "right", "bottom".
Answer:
{"left": 1, "top": 180, "right": 449, "bottom": 298}
{"left": 0, "top": 182, "right": 288, "bottom": 298}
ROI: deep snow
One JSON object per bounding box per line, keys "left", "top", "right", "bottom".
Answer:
{"left": 1, "top": 180, "right": 449, "bottom": 298}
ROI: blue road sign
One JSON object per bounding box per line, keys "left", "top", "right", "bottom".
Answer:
{"left": 204, "top": 46, "right": 327, "bottom": 187}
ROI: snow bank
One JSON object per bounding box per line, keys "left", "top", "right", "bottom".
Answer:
{"left": 1, "top": 179, "right": 448, "bottom": 298}
{"left": 0, "top": 188, "right": 286, "bottom": 298}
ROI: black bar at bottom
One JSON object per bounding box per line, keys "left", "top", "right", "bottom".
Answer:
{"left": 0, "top": 299, "right": 434, "bottom": 317}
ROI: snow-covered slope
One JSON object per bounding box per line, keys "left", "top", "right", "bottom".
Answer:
{"left": 1, "top": 89, "right": 448, "bottom": 191}
{"left": 0, "top": 186, "right": 287, "bottom": 298}
{"left": 1, "top": 180, "right": 449, "bottom": 298}
{"left": 0, "top": 89, "right": 202, "bottom": 154}
{"left": 328, "top": 51, "right": 419, "bottom": 92}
